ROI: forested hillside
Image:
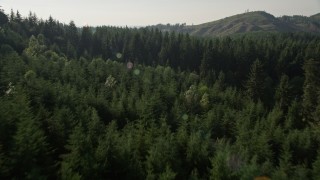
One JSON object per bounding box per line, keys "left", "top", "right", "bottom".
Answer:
{"left": 151, "top": 11, "right": 320, "bottom": 37}
{"left": 1, "top": 9, "right": 320, "bottom": 179}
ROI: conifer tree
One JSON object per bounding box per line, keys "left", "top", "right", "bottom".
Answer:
{"left": 275, "top": 74, "right": 291, "bottom": 111}
{"left": 302, "top": 58, "right": 320, "bottom": 122}
{"left": 8, "top": 93, "right": 52, "bottom": 179}
{"left": 245, "top": 59, "right": 265, "bottom": 102}
{"left": 0, "top": 8, "right": 8, "bottom": 26}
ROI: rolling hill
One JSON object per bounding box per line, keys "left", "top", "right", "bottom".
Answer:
{"left": 151, "top": 11, "right": 320, "bottom": 37}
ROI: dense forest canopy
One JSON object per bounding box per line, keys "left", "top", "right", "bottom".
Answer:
{"left": 1, "top": 9, "right": 320, "bottom": 179}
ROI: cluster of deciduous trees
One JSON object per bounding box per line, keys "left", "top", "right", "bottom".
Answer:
{"left": 1, "top": 9, "right": 320, "bottom": 179}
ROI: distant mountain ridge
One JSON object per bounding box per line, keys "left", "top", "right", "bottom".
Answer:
{"left": 151, "top": 11, "right": 320, "bottom": 37}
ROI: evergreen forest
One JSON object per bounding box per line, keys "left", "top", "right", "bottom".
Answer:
{"left": 1, "top": 9, "right": 320, "bottom": 179}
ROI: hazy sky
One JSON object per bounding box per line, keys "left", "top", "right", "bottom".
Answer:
{"left": 1, "top": 0, "right": 319, "bottom": 26}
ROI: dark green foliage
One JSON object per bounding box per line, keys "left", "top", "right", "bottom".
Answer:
{"left": 245, "top": 59, "right": 265, "bottom": 102}
{"left": 0, "top": 9, "right": 8, "bottom": 26}
{"left": 0, "top": 11, "right": 320, "bottom": 180}
{"left": 0, "top": 91, "right": 53, "bottom": 179}
{"left": 313, "top": 151, "right": 320, "bottom": 180}
{"left": 275, "top": 74, "right": 292, "bottom": 111}
{"left": 302, "top": 58, "right": 320, "bottom": 123}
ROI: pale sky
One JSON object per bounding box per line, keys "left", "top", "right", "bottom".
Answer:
{"left": 1, "top": 0, "right": 319, "bottom": 27}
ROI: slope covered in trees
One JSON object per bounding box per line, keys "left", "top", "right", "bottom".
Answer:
{"left": 151, "top": 11, "right": 320, "bottom": 37}
{"left": 1, "top": 9, "right": 320, "bottom": 179}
